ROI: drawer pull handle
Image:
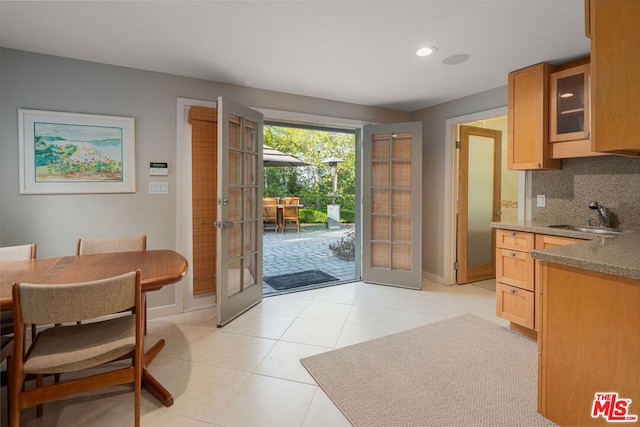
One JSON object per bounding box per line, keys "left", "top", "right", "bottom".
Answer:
{"left": 510, "top": 232, "right": 516, "bottom": 237}
{"left": 509, "top": 289, "right": 516, "bottom": 294}
{"left": 510, "top": 253, "right": 516, "bottom": 257}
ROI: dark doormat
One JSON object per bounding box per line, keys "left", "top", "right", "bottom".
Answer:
{"left": 264, "top": 269, "right": 338, "bottom": 291}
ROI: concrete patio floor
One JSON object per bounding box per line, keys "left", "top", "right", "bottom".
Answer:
{"left": 262, "top": 223, "right": 356, "bottom": 296}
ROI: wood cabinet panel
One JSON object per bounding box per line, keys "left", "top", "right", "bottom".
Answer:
{"left": 539, "top": 263, "right": 640, "bottom": 426}
{"left": 590, "top": 0, "right": 640, "bottom": 152}
{"left": 496, "top": 282, "right": 534, "bottom": 330}
{"left": 496, "top": 229, "right": 535, "bottom": 252}
{"left": 496, "top": 248, "right": 535, "bottom": 291}
{"left": 508, "top": 63, "right": 561, "bottom": 170}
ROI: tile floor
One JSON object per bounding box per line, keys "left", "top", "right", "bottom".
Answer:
{"left": 1, "top": 278, "right": 506, "bottom": 426}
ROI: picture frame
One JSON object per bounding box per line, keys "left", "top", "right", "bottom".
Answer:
{"left": 18, "top": 109, "right": 136, "bottom": 194}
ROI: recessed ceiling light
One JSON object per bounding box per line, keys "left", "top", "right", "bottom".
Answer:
{"left": 416, "top": 46, "right": 437, "bottom": 57}
{"left": 442, "top": 54, "right": 471, "bottom": 65}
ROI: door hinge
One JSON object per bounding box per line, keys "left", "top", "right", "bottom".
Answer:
{"left": 455, "top": 141, "right": 461, "bottom": 149}
{"left": 453, "top": 261, "right": 459, "bottom": 270}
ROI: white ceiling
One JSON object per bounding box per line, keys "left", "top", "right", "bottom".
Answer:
{"left": 0, "top": 1, "right": 590, "bottom": 112}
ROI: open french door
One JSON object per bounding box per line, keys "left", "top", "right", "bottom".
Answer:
{"left": 362, "top": 122, "right": 422, "bottom": 289}
{"left": 216, "top": 97, "right": 263, "bottom": 326}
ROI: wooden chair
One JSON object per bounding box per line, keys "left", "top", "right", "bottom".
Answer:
{"left": 281, "top": 197, "right": 300, "bottom": 206}
{"left": 263, "top": 204, "right": 279, "bottom": 232}
{"left": 9, "top": 270, "right": 144, "bottom": 427}
{"left": 0, "top": 243, "right": 37, "bottom": 336}
{"left": 281, "top": 204, "right": 300, "bottom": 233}
{"left": 76, "top": 235, "right": 146, "bottom": 255}
{"left": 263, "top": 197, "right": 278, "bottom": 205}
{"left": 76, "top": 235, "right": 148, "bottom": 331}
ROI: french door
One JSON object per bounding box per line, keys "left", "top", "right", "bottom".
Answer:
{"left": 216, "top": 97, "right": 263, "bottom": 326}
{"left": 456, "top": 125, "right": 502, "bottom": 284}
{"left": 362, "top": 123, "right": 422, "bottom": 289}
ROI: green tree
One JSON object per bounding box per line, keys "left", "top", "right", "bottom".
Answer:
{"left": 263, "top": 126, "right": 356, "bottom": 212}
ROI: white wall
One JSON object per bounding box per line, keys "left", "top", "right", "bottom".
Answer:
{"left": 0, "top": 48, "right": 409, "bottom": 314}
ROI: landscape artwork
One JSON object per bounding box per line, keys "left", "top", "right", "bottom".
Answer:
{"left": 34, "top": 122, "right": 124, "bottom": 182}
{"left": 19, "top": 109, "right": 135, "bottom": 194}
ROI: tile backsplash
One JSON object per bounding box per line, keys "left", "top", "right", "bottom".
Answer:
{"left": 531, "top": 156, "right": 640, "bottom": 229}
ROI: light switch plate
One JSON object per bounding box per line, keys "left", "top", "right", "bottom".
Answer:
{"left": 536, "top": 194, "right": 546, "bottom": 208}
{"left": 149, "top": 182, "right": 168, "bottom": 195}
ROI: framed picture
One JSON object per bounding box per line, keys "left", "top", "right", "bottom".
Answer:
{"left": 18, "top": 109, "right": 136, "bottom": 194}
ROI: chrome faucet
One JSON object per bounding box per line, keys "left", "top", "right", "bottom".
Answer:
{"left": 588, "top": 201, "right": 611, "bottom": 228}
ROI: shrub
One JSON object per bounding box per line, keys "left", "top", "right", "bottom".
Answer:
{"left": 340, "top": 209, "right": 355, "bottom": 223}
{"left": 299, "top": 209, "right": 327, "bottom": 224}
{"left": 328, "top": 230, "right": 355, "bottom": 261}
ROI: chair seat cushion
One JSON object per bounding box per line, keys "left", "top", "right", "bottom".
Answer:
{"left": 25, "top": 315, "right": 136, "bottom": 374}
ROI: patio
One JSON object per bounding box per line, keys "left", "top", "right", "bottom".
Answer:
{"left": 262, "top": 224, "right": 356, "bottom": 296}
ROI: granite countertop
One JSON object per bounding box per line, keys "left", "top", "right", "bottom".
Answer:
{"left": 491, "top": 220, "right": 640, "bottom": 280}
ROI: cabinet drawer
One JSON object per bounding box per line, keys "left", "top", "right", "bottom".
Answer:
{"left": 496, "top": 248, "right": 535, "bottom": 291}
{"left": 496, "top": 229, "right": 535, "bottom": 251}
{"left": 496, "top": 282, "right": 535, "bottom": 330}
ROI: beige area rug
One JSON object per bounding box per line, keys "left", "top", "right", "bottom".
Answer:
{"left": 301, "top": 313, "right": 557, "bottom": 427}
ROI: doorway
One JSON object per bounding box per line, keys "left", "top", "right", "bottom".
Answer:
{"left": 261, "top": 124, "right": 358, "bottom": 296}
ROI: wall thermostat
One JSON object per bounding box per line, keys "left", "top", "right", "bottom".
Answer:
{"left": 150, "top": 162, "right": 168, "bottom": 176}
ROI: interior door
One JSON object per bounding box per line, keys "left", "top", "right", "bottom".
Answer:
{"left": 362, "top": 123, "right": 422, "bottom": 289}
{"left": 456, "top": 125, "right": 502, "bottom": 284}
{"left": 216, "top": 97, "right": 263, "bottom": 326}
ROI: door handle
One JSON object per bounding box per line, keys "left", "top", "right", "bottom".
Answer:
{"left": 214, "top": 221, "right": 234, "bottom": 229}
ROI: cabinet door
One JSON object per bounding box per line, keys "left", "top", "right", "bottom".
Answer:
{"left": 496, "top": 248, "right": 535, "bottom": 291}
{"left": 550, "top": 64, "right": 590, "bottom": 143}
{"left": 590, "top": 0, "right": 640, "bottom": 152}
{"left": 496, "top": 282, "right": 534, "bottom": 329}
{"left": 508, "top": 63, "right": 561, "bottom": 170}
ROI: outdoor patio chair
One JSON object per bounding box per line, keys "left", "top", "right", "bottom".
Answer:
{"left": 281, "top": 204, "right": 300, "bottom": 233}
{"left": 9, "top": 270, "right": 144, "bottom": 427}
{"left": 282, "top": 197, "right": 300, "bottom": 205}
{"left": 263, "top": 197, "right": 278, "bottom": 205}
{"left": 263, "top": 204, "right": 279, "bottom": 232}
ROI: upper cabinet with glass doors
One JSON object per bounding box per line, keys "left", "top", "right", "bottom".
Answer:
{"left": 549, "top": 63, "right": 590, "bottom": 143}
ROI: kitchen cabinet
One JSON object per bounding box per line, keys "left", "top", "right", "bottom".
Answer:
{"left": 495, "top": 230, "right": 535, "bottom": 330}
{"left": 588, "top": 0, "right": 640, "bottom": 152}
{"left": 495, "top": 229, "right": 585, "bottom": 337}
{"left": 538, "top": 262, "right": 640, "bottom": 425}
{"left": 507, "top": 63, "right": 561, "bottom": 170}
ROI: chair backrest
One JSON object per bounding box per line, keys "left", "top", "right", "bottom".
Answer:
{"left": 77, "top": 235, "right": 146, "bottom": 255}
{"left": 263, "top": 205, "right": 277, "bottom": 219}
{"left": 0, "top": 243, "right": 36, "bottom": 261}
{"left": 263, "top": 197, "right": 278, "bottom": 205}
{"left": 282, "top": 197, "right": 300, "bottom": 205}
{"left": 15, "top": 271, "right": 139, "bottom": 325}
{"left": 282, "top": 204, "right": 299, "bottom": 219}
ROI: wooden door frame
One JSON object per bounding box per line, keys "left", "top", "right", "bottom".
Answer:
{"left": 443, "top": 107, "right": 531, "bottom": 286}
{"left": 456, "top": 125, "right": 501, "bottom": 284}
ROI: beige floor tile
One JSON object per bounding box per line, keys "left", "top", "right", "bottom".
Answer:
{"left": 253, "top": 341, "right": 328, "bottom": 384}
{"left": 302, "top": 388, "right": 351, "bottom": 427}
{"left": 311, "top": 281, "right": 360, "bottom": 304}
{"left": 253, "top": 295, "right": 311, "bottom": 317}
{"left": 162, "top": 362, "right": 250, "bottom": 424}
{"left": 299, "top": 300, "right": 352, "bottom": 323}
{"left": 219, "top": 309, "right": 296, "bottom": 340}
{"left": 211, "top": 374, "right": 316, "bottom": 427}
{"left": 188, "top": 331, "right": 276, "bottom": 371}
{"left": 280, "top": 317, "right": 344, "bottom": 348}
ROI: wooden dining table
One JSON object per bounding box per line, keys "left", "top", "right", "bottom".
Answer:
{"left": 0, "top": 249, "right": 188, "bottom": 407}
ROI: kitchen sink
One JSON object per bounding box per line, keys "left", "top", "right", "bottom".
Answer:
{"left": 547, "top": 224, "right": 626, "bottom": 235}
